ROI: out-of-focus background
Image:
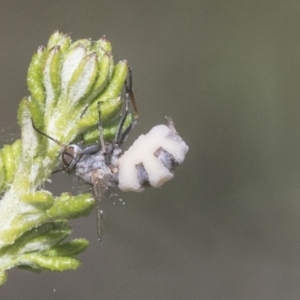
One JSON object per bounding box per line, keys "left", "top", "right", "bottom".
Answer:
{"left": 1, "top": 1, "right": 300, "bottom": 299}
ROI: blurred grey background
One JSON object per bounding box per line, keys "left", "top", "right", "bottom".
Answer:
{"left": 1, "top": 1, "right": 300, "bottom": 299}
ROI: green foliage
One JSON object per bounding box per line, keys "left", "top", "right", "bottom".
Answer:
{"left": 0, "top": 31, "right": 131, "bottom": 284}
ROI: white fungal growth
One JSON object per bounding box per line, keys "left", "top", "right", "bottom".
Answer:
{"left": 117, "top": 122, "right": 188, "bottom": 192}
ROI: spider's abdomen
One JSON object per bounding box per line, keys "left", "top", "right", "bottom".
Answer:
{"left": 117, "top": 119, "right": 188, "bottom": 192}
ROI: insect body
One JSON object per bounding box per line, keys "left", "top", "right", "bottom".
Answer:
{"left": 72, "top": 115, "right": 188, "bottom": 240}
{"left": 32, "top": 69, "right": 188, "bottom": 240}
{"left": 75, "top": 117, "right": 188, "bottom": 192}
{"left": 71, "top": 116, "right": 188, "bottom": 240}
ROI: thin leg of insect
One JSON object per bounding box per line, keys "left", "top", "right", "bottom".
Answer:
{"left": 117, "top": 99, "right": 135, "bottom": 146}
{"left": 31, "top": 119, "right": 66, "bottom": 148}
{"left": 114, "top": 93, "right": 130, "bottom": 145}
{"left": 126, "top": 67, "right": 139, "bottom": 120}
{"left": 31, "top": 118, "right": 80, "bottom": 174}
{"left": 115, "top": 68, "right": 139, "bottom": 146}
{"left": 91, "top": 103, "right": 111, "bottom": 241}
{"left": 91, "top": 173, "right": 105, "bottom": 242}
{"left": 97, "top": 102, "right": 106, "bottom": 154}
{"left": 90, "top": 69, "right": 140, "bottom": 241}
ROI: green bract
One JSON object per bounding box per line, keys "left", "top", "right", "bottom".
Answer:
{"left": 0, "top": 31, "right": 132, "bottom": 284}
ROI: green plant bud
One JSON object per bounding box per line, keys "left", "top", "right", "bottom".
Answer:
{"left": 0, "top": 138, "right": 23, "bottom": 189}
{"left": 94, "top": 36, "right": 112, "bottom": 53}
{"left": 44, "top": 239, "right": 89, "bottom": 257}
{"left": 49, "top": 46, "right": 62, "bottom": 99}
{"left": 47, "top": 31, "right": 70, "bottom": 50}
{"left": 56, "top": 34, "right": 71, "bottom": 54}
{"left": 20, "top": 191, "right": 54, "bottom": 209}
{"left": 60, "top": 45, "right": 87, "bottom": 99}
{"left": 69, "top": 39, "right": 92, "bottom": 51}
{"left": 46, "top": 193, "right": 95, "bottom": 220}
{"left": 26, "top": 96, "right": 44, "bottom": 130}
{"left": 43, "top": 46, "right": 62, "bottom": 110}
{"left": 2, "top": 144, "right": 14, "bottom": 184}
{"left": 0, "top": 221, "right": 70, "bottom": 251}
{"left": 47, "top": 31, "right": 63, "bottom": 48}
{"left": 82, "top": 113, "right": 134, "bottom": 145}
{"left": 67, "top": 52, "right": 99, "bottom": 106}
{"left": 0, "top": 223, "right": 67, "bottom": 266}
{"left": 24, "top": 221, "right": 69, "bottom": 240}
{"left": 27, "top": 46, "right": 47, "bottom": 105}
{"left": 18, "top": 254, "right": 81, "bottom": 271}
{"left": 0, "top": 140, "right": 20, "bottom": 192}
{"left": 12, "top": 222, "right": 70, "bottom": 253}
{"left": 20, "top": 228, "right": 71, "bottom": 254}
{"left": 77, "top": 96, "right": 123, "bottom": 131}
{"left": 85, "top": 52, "right": 112, "bottom": 102}
{"left": 92, "top": 60, "right": 128, "bottom": 103}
